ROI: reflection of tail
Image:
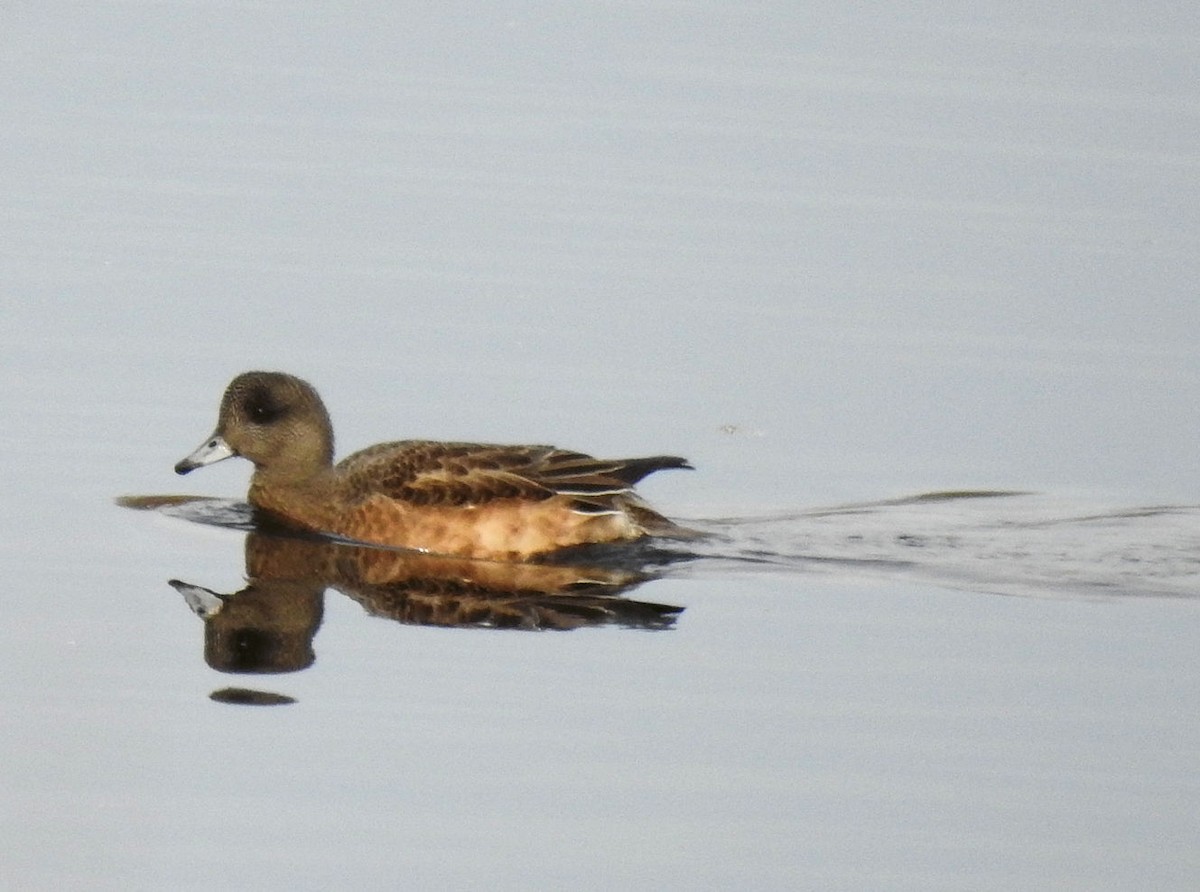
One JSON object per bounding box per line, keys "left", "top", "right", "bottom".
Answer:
{"left": 341, "top": 583, "right": 682, "bottom": 631}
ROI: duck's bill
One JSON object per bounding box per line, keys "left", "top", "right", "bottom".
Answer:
{"left": 175, "top": 433, "right": 235, "bottom": 474}
{"left": 169, "top": 579, "right": 226, "bottom": 619}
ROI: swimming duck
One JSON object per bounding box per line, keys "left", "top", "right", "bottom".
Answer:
{"left": 175, "top": 371, "right": 693, "bottom": 560}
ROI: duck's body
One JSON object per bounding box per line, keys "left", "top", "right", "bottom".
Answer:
{"left": 175, "top": 372, "right": 693, "bottom": 561}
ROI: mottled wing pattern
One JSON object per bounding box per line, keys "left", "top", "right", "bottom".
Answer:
{"left": 336, "top": 440, "right": 691, "bottom": 510}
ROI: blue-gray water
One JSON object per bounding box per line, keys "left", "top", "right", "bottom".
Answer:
{"left": 3, "top": 4, "right": 1199, "bottom": 889}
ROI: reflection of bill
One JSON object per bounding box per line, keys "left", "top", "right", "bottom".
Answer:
{"left": 168, "top": 530, "right": 684, "bottom": 678}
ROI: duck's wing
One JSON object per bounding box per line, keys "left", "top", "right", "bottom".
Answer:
{"left": 337, "top": 440, "right": 690, "bottom": 509}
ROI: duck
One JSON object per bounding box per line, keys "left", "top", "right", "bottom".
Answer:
{"left": 174, "top": 371, "right": 694, "bottom": 560}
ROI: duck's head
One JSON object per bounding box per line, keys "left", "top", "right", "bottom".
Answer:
{"left": 175, "top": 371, "right": 335, "bottom": 479}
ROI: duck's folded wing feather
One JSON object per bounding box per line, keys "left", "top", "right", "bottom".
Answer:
{"left": 336, "top": 441, "right": 690, "bottom": 508}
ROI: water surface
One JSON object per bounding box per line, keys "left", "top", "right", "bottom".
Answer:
{"left": 3, "top": 3, "right": 1199, "bottom": 889}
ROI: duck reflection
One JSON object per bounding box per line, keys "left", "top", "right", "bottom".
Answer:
{"left": 170, "top": 530, "right": 684, "bottom": 678}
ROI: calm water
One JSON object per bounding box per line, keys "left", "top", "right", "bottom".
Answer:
{"left": 4, "top": 4, "right": 1200, "bottom": 889}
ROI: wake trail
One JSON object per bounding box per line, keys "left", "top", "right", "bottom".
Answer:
{"left": 678, "top": 492, "right": 1200, "bottom": 600}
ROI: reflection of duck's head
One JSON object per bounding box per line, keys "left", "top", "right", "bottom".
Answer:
{"left": 174, "top": 371, "right": 333, "bottom": 480}
{"left": 171, "top": 577, "right": 323, "bottom": 674}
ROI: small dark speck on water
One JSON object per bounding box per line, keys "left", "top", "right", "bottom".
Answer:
{"left": 209, "top": 687, "right": 296, "bottom": 706}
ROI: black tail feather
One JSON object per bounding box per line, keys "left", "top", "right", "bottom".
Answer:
{"left": 608, "top": 455, "right": 693, "bottom": 485}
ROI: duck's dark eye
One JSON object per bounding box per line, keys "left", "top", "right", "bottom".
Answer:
{"left": 243, "top": 385, "right": 286, "bottom": 424}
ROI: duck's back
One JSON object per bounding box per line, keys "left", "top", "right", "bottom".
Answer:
{"left": 335, "top": 440, "right": 690, "bottom": 511}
